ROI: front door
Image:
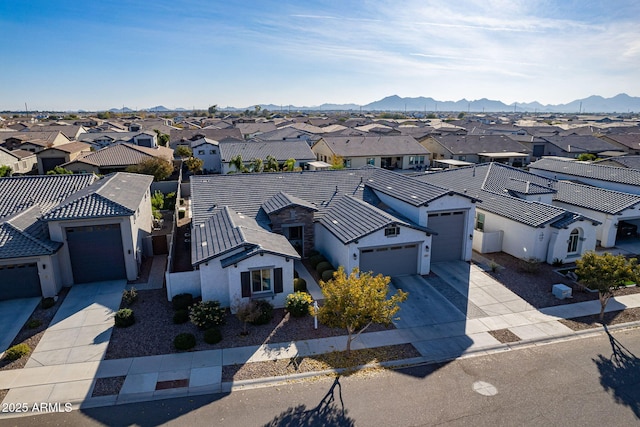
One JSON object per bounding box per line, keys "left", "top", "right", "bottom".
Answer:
{"left": 283, "top": 225, "right": 304, "bottom": 256}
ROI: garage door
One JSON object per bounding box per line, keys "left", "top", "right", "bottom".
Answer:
{"left": 41, "top": 157, "right": 66, "bottom": 173}
{"left": 428, "top": 211, "right": 465, "bottom": 262}
{"left": 66, "top": 224, "right": 127, "bottom": 283}
{"left": 359, "top": 244, "right": 419, "bottom": 277}
{"left": 0, "top": 263, "right": 41, "bottom": 301}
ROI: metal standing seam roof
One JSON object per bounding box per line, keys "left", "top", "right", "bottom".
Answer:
{"left": 191, "top": 206, "right": 299, "bottom": 266}
{"left": 528, "top": 157, "right": 640, "bottom": 186}
{"left": 43, "top": 172, "right": 153, "bottom": 220}
{"left": 319, "top": 195, "right": 429, "bottom": 244}
{"left": 219, "top": 140, "right": 316, "bottom": 162}
{"left": 0, "top": 173, "right": 97, "bottom": 219}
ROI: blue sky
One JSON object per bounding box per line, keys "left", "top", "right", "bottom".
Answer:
{"left": 1, "top": 0, "right": 639, "bottom": 111}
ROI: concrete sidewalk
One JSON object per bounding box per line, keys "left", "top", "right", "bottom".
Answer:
{"left": 3, "top": 262, "right": 640, "bottom": 415}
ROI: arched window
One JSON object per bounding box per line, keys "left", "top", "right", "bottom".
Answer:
{"left": 567, "top": 229, "right": 580, "bottom": 254}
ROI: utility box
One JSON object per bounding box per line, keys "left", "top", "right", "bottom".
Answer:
{"left": 552, "top": 284, "right": 572, "bottom": 300}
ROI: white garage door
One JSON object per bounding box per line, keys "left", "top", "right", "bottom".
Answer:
{"left": 428, "top": 211, "right": 465, "bottom": 262}
{"left": 359, "top": 244, "right": 419, "bottom": 277}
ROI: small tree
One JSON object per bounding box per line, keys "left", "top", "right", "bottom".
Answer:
{"left": 174, "top": 145, "right": 192, "bottom": 159}
{"left": 154, "top": 129, "right": 170, "bottom": 147}
{"left": 46, "top": 165, "right": 73, "bottom": 175}
{"left": 234, "top": 300, "right": 261, "bottom": 335}
{"left": 282, "top": 158, "right": 296, "bottom": 172}
{"left": 575, "top": 251, "right": 639, "bottom": 321}
{"left": 0, "top": 165, "right": 12, "bottom": 177}
{"left": 329, "top": 155, "right": 344, "bottom": 170}
{"left": 264, "top": 155, "right": 279, "bottom": 172}
{"left": 229, "top": 154, "right": 247, "bottom": 173}
{"left": 185, "top": 156, "right": 204, "bottom": 174}
{"left": 318, "top": 267, "right": 408, "bottom": 356}
{"left": 249, "top": 157, "right": 264, "bottom": 173}
{"left": 126, "top": 157, "right": 174, "bottom": 181}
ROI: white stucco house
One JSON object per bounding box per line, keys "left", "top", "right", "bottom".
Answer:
{"left": 172, "top": 167, "right": 477, "bottom": 309}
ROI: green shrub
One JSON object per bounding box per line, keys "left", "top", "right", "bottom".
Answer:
{"left": 41, "top": 297, "right": 55, "bottom": 309}
{"left": 321, "top": 269, "right": 336, "bottom": 282}
{"left": 316, "top": 261, "right": 333, "bottom": 274}
{"left": 293, "top": 277, "right": 307, "bottom": 292}
{"left": 189, "top": 300, "right": 226, "bottom": 329}
{"left": 122, "top": 287, "right": 138, "bottom": 306}
{"left": 173, "top": 333, "right": 196, "bottom": 350}
{"left": 309, "top": 254, "right": 326, "bottom": 269}
{"left": 4, "top": 343, "right": 31, "bottom": 361}
{"left": 114, "top": 308, "right": 135, "bottom": 328}
{"left": 204, "top": 328, "right": 223, "bottom": 344}
{"left": 249, "top": 299, "right": 274, "bottom": 325}
{"left": 173, "top": 309, "right": 189, "bottom": 324}
{"left": 26, "top": 319, "right": 42, "bottom": 329}
{"left": 286, "top": 292, "right": 313, "bottom": 317}
{"left": 172, "top": 293, "right": 193, "bottom": 311}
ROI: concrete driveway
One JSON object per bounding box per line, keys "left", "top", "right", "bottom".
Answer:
{"left": 0, "top": 297, "right": 40, "bottom": 357}
{"left": 25, "top": 280, "right": 126, "bottom": 368}
{"left": 391, "top": 275, "right": 466, "bottom": 329}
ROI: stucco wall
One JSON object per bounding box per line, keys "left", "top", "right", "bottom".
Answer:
{"left": 166, "top": 270, "right": 201, "bottom": 300}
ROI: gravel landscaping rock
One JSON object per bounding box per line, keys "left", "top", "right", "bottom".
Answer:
{"left": 92, "top": 376, "right": 126, "bottom": 397}
{"left": 488, "top": 328, "right": 521, "bottom": 344}
{"left": 559, "top": 307, "right": 640, "bottom": 331}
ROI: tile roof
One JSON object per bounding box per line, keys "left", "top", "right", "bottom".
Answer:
{"left": 42, "top": 141, "right": 92, "bottom": 154}
{"left": 0, "top": 174, "right": 96, "bottom": 219}
{"left": 595, "top": 155, "right": 640, "bottom": 169}
{"left": 192, "top": 206, "right": 299, "bottom": 266}
{"left": 541, "top": 135, "right": 620, "bottom": 153}
{"left": 219, "top": 140, "right": 315, "bottom": 162}
{"left": 317, "top": 135, "right": 430, "bottom": 157}
{"left": 0, "top": 205, "right": 62, "bottom": 259}
{"left": 554, "top": 181, "right": 640, "bottom": 214}
{"left": 65, "top": 143, "right": 173, "bottom": 168}
{"left": 430, "top": 134, "right": 531, "bottom": 155}
{"left": 528, "top": 157, "right": 640, "bottom": 186}
{"left": 319, "top": 195, "right": 428, "bottom": 244}
{"left": 261, "top": 191, "right": 318, "bottom": 215}
{"left": 43, "top": 172, "right": 153, "bottom": 220}
{"left": 190, "top": 167, "right": 462, "bottom": 227}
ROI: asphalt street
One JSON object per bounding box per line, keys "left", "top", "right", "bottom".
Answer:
{"left": 7, "top": 326, "right": 640, "bottom": 427}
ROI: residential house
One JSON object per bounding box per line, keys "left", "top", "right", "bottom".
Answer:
{"left": 598, "top": 133, "right": 640, "bottom": 155}
{"left": 219, "top": 140, "right": 315, "bottom": 174}
{"left": 0, "top": 172, "right": 153, "bottom": 300}
{"left": 415, "top": 163, "right": 601, "bottom": 264}
{"left": 0, "top": 147, "right": 37, "bottom": 174}
{"left": 36, "top": 141, "right": 92, "bottom": 174}
{"left": 26, "top": 124, "right": 87, "bottom": 141}
{"left": 169, "top": 128, "right": 242, "bottom": 150}
{"left": 62, "top": 143, "right": 174, "bottom": 175}
{"left": 420, "top": 134, "right": 531, "bottom": 167}
{"left": 0, "top": 131, "right": 71, "bottom": 152}
{"left": 311, "top": 135, "right": 431, "bottom": 170}
{"left": 190, "top": 137, "right": 221, "bottom": 173}
{"left": 528, "top": 157, "right": 640, "bottom": 195}
{"left": 236, "top": 122, "right": 277, "bottom": 139}
{"left": 167, "top": 167, "right": 476, "bottom": 308}
{"left": 539, "top": 135, "right": 624, "bottom": 158}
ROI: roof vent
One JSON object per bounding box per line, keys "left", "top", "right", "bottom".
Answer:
{"left": 201, "top": 241, "right": 207, "bottom": 246}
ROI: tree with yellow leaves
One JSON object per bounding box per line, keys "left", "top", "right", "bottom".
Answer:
{"left": 318, "top": 267, "right": 408, "bottom": 356}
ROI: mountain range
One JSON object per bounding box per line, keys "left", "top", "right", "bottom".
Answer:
{"left": 108, "top": 93, "right": 640, "bottom": 114}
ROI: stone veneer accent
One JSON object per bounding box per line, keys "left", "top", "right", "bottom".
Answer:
{"left": 268, "top": 206, "right": 315, "bottom": 257}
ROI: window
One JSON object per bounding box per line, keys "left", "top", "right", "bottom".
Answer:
{"left": 366, "top": 158, "right": 375, "bottom": 166}
{"left": 385, "top": 226, "right": 400, "bottom": 237}
{"left": 475, "top": 213, "right": 485, "bottom": 231}
{"left": 343, "top": 159, "right": 351, "bottom": 168}
{"left": 567, "top": 229, "right": 580, "bottom": 254}
{"left": 409, "top": 156, "right": 425, "bottom": 165}
{"left": 459, "top": 155, "right": 466, "bottom": 161}
{"left": 210, "top": 149, "right": 216, "bottom": 154}
{"left": 198, "top": 150, "right": 205, "bottom": 155}
{"left": 251, "top": 269, "right": 271, "bottom": 293}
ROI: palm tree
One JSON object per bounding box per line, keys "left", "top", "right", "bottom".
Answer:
{"left": 265, "top": 155, "right": 279, "bottom": 172}
{"left": 249, "top": 158, "right": 264, "bottom": 173}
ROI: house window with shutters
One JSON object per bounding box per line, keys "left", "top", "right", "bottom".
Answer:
{"left": 241, "top": 267, "right": 284, "bottom": 298}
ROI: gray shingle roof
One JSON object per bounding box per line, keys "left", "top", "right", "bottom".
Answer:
{"left": 43, "top": 172, "right": 152, "bottom": 220}
{"left": 261, "top": 192, "right": 318, "bottom": 215}
{"left": 219, "top": 140, "right": 315, "bottom": 162}
{"left": 0, "top": 174, "right": 96, "bottom": 219}
{"left": 528, "top": 157, "right": 640, "bottom": 186}
{"left": 317, "top": 135, "right": 430, "bottom": 157}
{"left": 191, "top": 206, "right": 299, "bottom": 266}
{"left": 319, "top": 195, "right": 428, "bottom": 244}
